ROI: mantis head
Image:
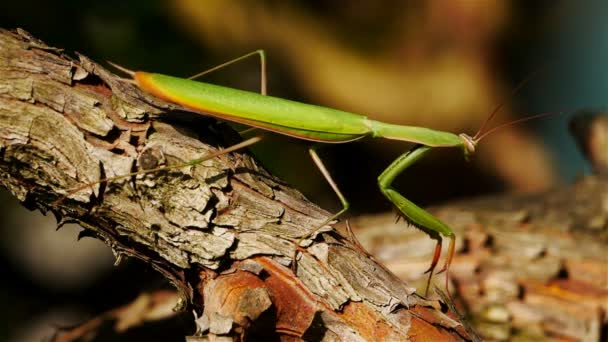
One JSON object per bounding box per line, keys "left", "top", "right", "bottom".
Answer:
{"left": 458, "top": 133, "right": 477, "bottom": 160}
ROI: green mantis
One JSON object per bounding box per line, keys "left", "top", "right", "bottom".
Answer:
{"left": 65, "top": 50, "right": 550, "bottom": 296}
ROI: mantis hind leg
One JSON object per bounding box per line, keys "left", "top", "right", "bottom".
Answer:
{"left": 377, "top": 145, "right": 456, "bottom": 297}
{"left": 187, "top": 50, "right": 268, "bottom": 137}
{"left": 55, "top": 136, "right": 264, "bottom": 206}
{"left": 188, "top": 49, "right": 267, "bottom": 95}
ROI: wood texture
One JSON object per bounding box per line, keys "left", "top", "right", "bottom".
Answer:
{"left": 352, "top": 176, "right": 608, "bottom": 341}
{"left": 0, "top": 28, "right": 473, "bottom": 341}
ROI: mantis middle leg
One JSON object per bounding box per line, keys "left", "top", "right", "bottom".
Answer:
{"left": 308, "top": 145, "right": 350, "bottom": 230}
{"left": 292, "top": 145, "right": 351, "bottom": 270}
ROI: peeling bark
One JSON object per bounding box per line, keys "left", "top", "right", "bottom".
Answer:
{"left": 0, "top": 28, "right": 473, "bottom": 341}
{"left": 352, "top": 176, "right": 608, "bottom": 341}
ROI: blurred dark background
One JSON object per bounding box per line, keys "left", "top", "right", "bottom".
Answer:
{"left": 0, "top": 0, "right": 606, "bottom": 340}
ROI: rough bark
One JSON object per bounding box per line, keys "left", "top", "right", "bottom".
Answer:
{"left": 0, "top": 28, "right": 473, "bottom": 341}
{"left": 352, "top": 176, "right": 608, "bottom": 341}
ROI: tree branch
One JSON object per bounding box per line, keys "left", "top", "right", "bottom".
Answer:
{"left": 0, "top": 28, "right": 473, "bottom": 340}
{"left": 352, "top": 176, "right": 608, "bottom": 341}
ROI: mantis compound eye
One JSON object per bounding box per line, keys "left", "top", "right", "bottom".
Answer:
{"left": 459, "top": 133, "right": 477, "bottom": 157}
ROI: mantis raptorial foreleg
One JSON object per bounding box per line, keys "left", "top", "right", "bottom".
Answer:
{"left": 377, "top": 145, "right": 456, "bottom": 296}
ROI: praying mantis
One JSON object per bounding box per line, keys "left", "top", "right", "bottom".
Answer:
{"left": 63, "top": 50, "right": 552, "bottom": 296}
